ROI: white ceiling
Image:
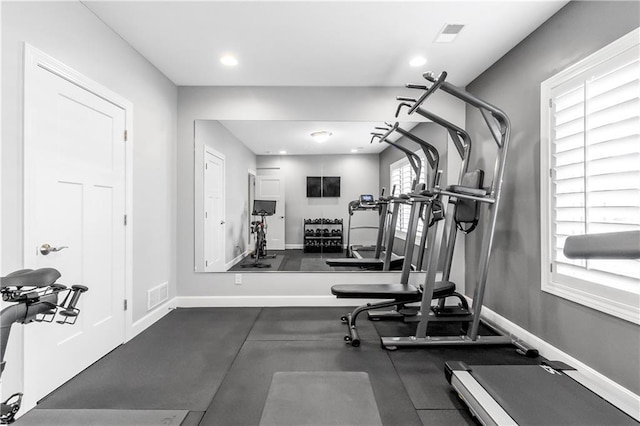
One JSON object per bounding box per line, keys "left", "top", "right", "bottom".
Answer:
{"left": 83, "top": 0, "right": 568, "bottom": 155}
{"left": 83, "top": 0, "right": 568, "bottom": 87}
{"left": 219, "top": 120, "right": 419, "bottom": 155}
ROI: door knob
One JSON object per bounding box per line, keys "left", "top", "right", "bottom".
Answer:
{"left": 39, "top": 244, "right": 69, "bottom": 256}
{"left": 220, "top": 220, "right": 226, "bottom": 225}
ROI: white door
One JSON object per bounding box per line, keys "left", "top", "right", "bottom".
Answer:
{"left": 23, "top": 47, "right": 127, "bottom": 409}
{"left": 256, "top": 173, "right": 285, "bottom": 250}
{"left": 204, "top": 149, "right": 225, "bottom": 271}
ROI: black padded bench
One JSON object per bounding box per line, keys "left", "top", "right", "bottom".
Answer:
{"left": 331, "top": 281, "right": 460, "bottom": 346}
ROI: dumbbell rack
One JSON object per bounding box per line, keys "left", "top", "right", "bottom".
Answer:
{"left": 303, "top": 218, "right": 343, "bottom": 253}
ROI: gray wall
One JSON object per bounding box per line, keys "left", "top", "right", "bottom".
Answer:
{"left": 257, "top": 154, "right": 380, "bottom": 248}
{"left": 194, "top": 121, "right": 257, "bottom": 267}
{"left": 464, "top": 1, "right": 639, "bottom": 393}
{"left": 1, "top": 0, "right": 177, "bottom": 398}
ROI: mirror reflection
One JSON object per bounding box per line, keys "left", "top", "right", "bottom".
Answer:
{"left": 194, "top": 119, "right": 449, "bottom": 272}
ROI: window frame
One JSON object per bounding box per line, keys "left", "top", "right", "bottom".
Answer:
{"left": 540, "top": 28, "right": 640, "bottom": 325}
{"left": 389, "top": 150, "right": 427, "bottom": 241}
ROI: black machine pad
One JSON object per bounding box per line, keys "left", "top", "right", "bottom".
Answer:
{"left": 331, "top": 281, "right": 455, "bottom": 300}
{"left": 450, "top": 169, "right": 485, "bottom": 224}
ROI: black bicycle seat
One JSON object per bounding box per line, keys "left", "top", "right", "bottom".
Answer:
{"left": 1, "top": 268, "right": 61, "bottom": 289}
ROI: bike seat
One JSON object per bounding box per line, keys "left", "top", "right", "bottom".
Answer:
{"left": 1, "top": 268, "right": 61, "bottom": 289}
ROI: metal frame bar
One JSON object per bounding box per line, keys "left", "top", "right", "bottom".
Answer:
{"left": 380, "top": 71, "right": 513, "bottom": 348}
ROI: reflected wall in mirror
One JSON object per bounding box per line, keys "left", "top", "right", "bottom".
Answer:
{"left": 194, "top": 119, "right": 449, "bottom": 272}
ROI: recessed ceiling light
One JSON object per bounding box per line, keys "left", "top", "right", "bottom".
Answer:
{"left": 410, "top": 56, "right": 427, "bottom": 67}
{"left": 279, "top": 150, "right": 287, "bottom": 155}
{"left": 435, "top": 24, "right": 465, "bottom": 43}
{"left": 220, "top": 54, "right": 238, "bottom": 66}
{"left": 310, "top": 131, "right": 332, "bottom": 143}
{"left": 350, "top": 149, "right": 359, "bottom": 153}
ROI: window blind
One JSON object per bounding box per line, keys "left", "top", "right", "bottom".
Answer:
{"left": 389, "top": 153, "right": 427, "bottom": 239}
{"left": 550, "top": 48, "right": 640, "bottom": 292}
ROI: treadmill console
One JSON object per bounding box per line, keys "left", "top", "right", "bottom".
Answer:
{"left": 359, "top": 194, "right": 375, "bottom": 206}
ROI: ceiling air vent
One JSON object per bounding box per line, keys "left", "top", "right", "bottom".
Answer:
{"left": 435, "top": 24, "right": 465, "bottom": 43}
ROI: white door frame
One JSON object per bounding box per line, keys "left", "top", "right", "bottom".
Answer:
{"left": 23, "top": 44, "right": 134, "bottom": 344}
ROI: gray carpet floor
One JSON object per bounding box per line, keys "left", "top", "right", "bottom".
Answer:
{"left": 31, "top": 307, "right": 545, "bottom": 425}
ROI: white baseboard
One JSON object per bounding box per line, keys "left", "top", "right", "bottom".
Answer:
{"left": 128, "top": 297, "right": 177, "bottom": 341}
{"left": 174, "top": 295, "right": 373, "bottom": 308}
{"left": 225, "top": 250, "right": 250, "bottom": 270}
{"left": 480, "top": 303, "right": 640, "bottom": 421}
{"left": 285, "top": 244, "right": 303, "bottom": 250}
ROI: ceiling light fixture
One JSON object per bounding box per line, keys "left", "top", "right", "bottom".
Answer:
{"left": 350, "top": 149, "right": 359, "bottom": 153}
{"left": 279, "top": 150, "right": 287, "bottom": 155}
{"left": 220, "top": 54, "right": 238, "bottom": 66}
{"left": 409, "top": 56, "right": 427, "bottom": 67}
{"left": 310, "top": 131, "right": 332, "bottom": 143}
{"left": 435, "top": 24, "right": 465, "bottom": 43}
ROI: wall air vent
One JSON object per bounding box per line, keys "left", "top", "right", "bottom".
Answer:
{"left": 147, "top": 282, "right": 169, "bottom": 311}
{"left": 435, "top": 24, "right": 465, "bottom": 43}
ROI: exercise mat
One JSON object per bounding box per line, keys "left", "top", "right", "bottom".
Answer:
{"left": 300, "top": 258, "right": 334, "bottom": 271}
{"left": 259, "top": 371, "right": 382, "bottom": 426}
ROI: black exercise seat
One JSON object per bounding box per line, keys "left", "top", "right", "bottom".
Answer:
{"left": 331, "top": 281, "right": 455, "bottom": 300}
{"left": 0, "top": 268, "right": 61, "bottom": 289}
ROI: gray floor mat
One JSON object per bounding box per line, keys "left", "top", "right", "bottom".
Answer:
{"left": 16, "top": 409, "right": 188, "bottom": 426}
{"left": 247, "top": 307, "right": 379, "bottom": 341}
{"left": 37, "top": 308, "right": 260, "bottom": 411}
{"left": 199, "top": 340, "right": 421, "bottom": 426}
{"left": 300, "top": 258, "right": 334, "bottom": 271}
{"left": 259, "top": 371, "right": 382, "bottom": 426}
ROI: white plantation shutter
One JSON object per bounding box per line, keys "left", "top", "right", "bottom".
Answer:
{"left": 541, "top": 29, "right": 640, "bottom": 324}
{"left": 389, "top": 152, "right": 427, "bottom": 240}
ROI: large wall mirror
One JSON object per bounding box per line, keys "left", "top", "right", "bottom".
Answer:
{"left": 194, "top": 119, "right": 450, "bottom": 272}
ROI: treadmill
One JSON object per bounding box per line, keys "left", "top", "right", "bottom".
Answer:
{"left": 325, "top": 165, "right": 414, "bottom": 271}
{"left": 346, "top": 194, "right": 387, "bottom": 259}
{"left": 446, "top": 231, "right": 640, "bottom": 426}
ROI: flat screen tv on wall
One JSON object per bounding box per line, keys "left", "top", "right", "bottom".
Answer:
{"left": 322, "top": 176, "right": 341, "bottom": 197}
{"left": 306, "top": 177, "right": 322, "bottom": 197}
{"left": 306, "top": 176, "right": 341, "bottom": 197}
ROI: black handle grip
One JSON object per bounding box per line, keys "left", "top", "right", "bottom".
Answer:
{"left": 65, "top": 285, "right": 88, "bottom": 311}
